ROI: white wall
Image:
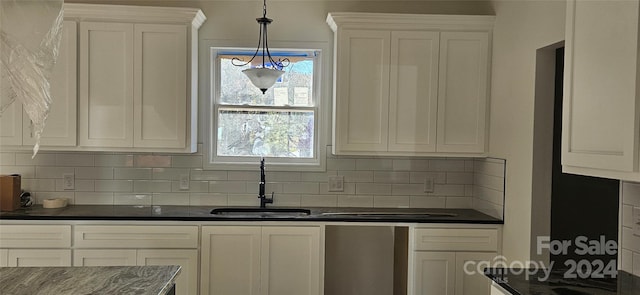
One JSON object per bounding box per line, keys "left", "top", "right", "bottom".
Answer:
{"left": 488, "top": 0, "right": 565, "bottom": 262}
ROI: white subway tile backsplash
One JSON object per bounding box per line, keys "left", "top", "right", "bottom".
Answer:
{"left": 56, "top": 154, "right": 94, "bottom": 167}
{"left": 0, "top": 153, "right": 15, "bottom": 165}
{"left": 114, "top": 193, "right": 152, "bottom": 205}
{"left": 264, "top": 182, "right": 283, "bottom": 194}
{"left": 634, "top": 252, "right": 640, "bottom": 277}
{"left": 445, "top": 197, "right": 472, "bottom": 208}
{"left": 356, "top": 159, "right": 392, "bottom": 171}
{"left": 621, "top": 249, "right": 633, "bottom": 273}
{"left": 269, "top": 172, "right": 302, "bottom": 182}
{"left": 283, "top": 182, "right": 319, "bottom": 194}
{"left": 191, "top": 169, "right": 227, "bottom": 181}
{"left": 623, "top": 204, "right": 634, "bottom": 228}
{"left": 152, "top": 168, "right": 190, "bottom": 180}
{"left": 474, "top": 158, "right": 506, "bottom": 177}
{"left": 133, "top": 180, "right": 172, "bottom": 193}
{"left": 172, "top": 155, "right": 203, "bottom": 168}
{"left": 0, "top": 165, "right": 36, "bottom": 178}
{"left": 22, "top": 179, "right": 56, "bottom": 191}
{"left": 171, "top": 181, "right": 209, "bottom": 193}
{"left": 34, "top": 191, "right": 74, "bottom": 205}
{"left": 56, "top": 179, "right": 94, "bottom": 192}
{"left": 76, "top": 167, "right": 114, "bottom": 180}
{"left": 356, "top": 183, "right": 392, "bottom": 195}
{"left": 135, "top": 155, "right": 171, "bottom": 168}
{"left": 392, "top": 183, "right": 425, "bottom": 196}
{"left": 16, "top": 152, "right": 56, "bottom": 166}
{"left": 115, "top": 168, "right": 152, "bottom": 180}
{"left": 75, "top": 192, "right": 114, "bottom": 205}
{"left": 272, "top": 194, "right": 301, "bottom": 207}
{"left": 464, "top": 160, "right": 474, "bottom": 172}
{"left": 393, "top": 159, "right": 429, "bottom": 171}
{"left": 228, "top": 171, "right": 259, "bottom": 181}
{"left": 433, "top": 184, "right": 466, "bottom": 197}
{"left": 374, "top": 171, "right": 410, "bottom": 184}
{"left": 319, "top": 182, "right": 356, "bottom": 195}
{"left": 446, "top": 172, "right": 473, "bottom": 184}
{"left": 337, "top": 195, "right": 374, "bottom": 208}
{"left": 152, "top": 193, "right": 190, "bottom": 205}
{"left": 210, "top": 181, "right": 247, "bottom": 193}
{"left": 190, "top": 193, "right": 228, "bottom": 206}
{"left": 338, "top": 171, "right": 374, "bottom": 183}
{"left": 410, "top": 172, "right": 446, "bottom": 184}
{"left": 95, "top": 180, "right": 133, "bottom": 192}
{"left": 410, "top": 196, "right": 446, "bottom": 208}
{"left": 474, "top": 173, "right": 504, "bottom": 192}
{"left": 36, "top": 166, "right": 75, "bottom": 179}
{"left": 327, "top": 158, "right": 355, "bottom": 170}
{"left": 622, "top": 227, "right": 640, "bottom": 253}
{"left": 429, "top": 159, "right": 466, "bottom": 172}
{"left": 94, "top": 155, "right": 134, "bottom": 167}
{"left": 301, "top": 195, "right": 337, "bottom": 207}
{"left": 301, "top": 171, "right": 337, "bottom": 182}
{"left": 622, "top": 182, "right": 640, "bottom": 206}
{"left": 227, "top": 194, "right": 260, "bottom": 206}
{"left": 373, "top": 195, "right": 410, "bottom": 208}
{"left": 474, "top": 186, "right": 504, "bottom": 205}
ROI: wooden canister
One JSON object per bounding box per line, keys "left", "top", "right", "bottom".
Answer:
{"left": 0, "top": 174, "right": 21, "bottom": 211}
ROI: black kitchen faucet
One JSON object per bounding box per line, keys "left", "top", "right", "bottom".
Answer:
{"left": 258, "top": 158, "right": 273, "bottom": 208}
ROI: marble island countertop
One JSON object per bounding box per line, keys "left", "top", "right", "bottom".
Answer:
{"left": 484, "top": 268, "right": 640, "bottom": 295}
{"left": 0, "top": 265, "right": 180, "bottom": 295}
{"left": 0, "top": 205, "right": 502, "bottom": 223}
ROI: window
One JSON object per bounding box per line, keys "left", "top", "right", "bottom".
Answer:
{"left": 207, "top": 48, "right": 324, "bottom": 170}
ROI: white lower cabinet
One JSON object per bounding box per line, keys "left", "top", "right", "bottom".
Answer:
{"left": 0, "top": 225, "right": 72, "bottom": 267}
{"left": 411, "top": 227, "right": 500, "bottom": 295}
{"left": 490, "top": 282, "right": 511, "bottom": 295}
{"left": 72, "top": 225, "right": 199, "bottom": 295}
{"left": 200, "top": 226, "right": 323, "bottom": 295}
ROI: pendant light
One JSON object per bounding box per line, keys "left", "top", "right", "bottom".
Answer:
{"left": 232, "top": 0, "right": 289, "bottom": 94}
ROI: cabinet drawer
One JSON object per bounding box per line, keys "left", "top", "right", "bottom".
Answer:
{"left": 0, "top": 225, "right": 71, "bottom": 248}
{"left": 413, "top": 228, "right": 498, "bottom": 252}
{"left": 74, "top": 225, "right": 198, "bottom": 248}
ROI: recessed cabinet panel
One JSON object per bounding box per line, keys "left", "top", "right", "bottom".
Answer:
{"left": 437, "top": 32, "right": 488, "bottom": 153}
{"left": 138, "top": 249, "right": 199, "bottom": 295}
{"left": 413, "top": 252, "right": 456, "bottom": 295}
{"left": 201, "top": 226, "right": 261, "bottom": 295}
{"left": 454, "top": 252, "right": 496, "bottom": 295}
{"left": 24, "top": 20, "right": 77, "bottom": 147}
{"left": 73, "top": 249, "right": 137, "bottom": 266}
{"left": 563, "top": 0, "right": 639, "bottom": 172}
{"left": 389, "top": 31, "right": 439, "bottom": 153}
{"left": 79, "top": 22, "right": 134, "bottom": 147}
{"left": 337, "top": 29, "right": 390, "bottom": 152}
{"left": 8, "top": 249, "right": 72, "bottom": 267}
{"left": 134, "top": 24, "right": 187, "bottom": 148}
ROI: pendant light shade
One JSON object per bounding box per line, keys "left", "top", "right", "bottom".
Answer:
{"left": 232, "top": 0, "right": 289, "bottom": 94}
{"left": 242, "top": 68, "right": 285, "bottom": 94}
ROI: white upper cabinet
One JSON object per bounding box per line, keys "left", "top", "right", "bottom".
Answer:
{"left": 562, "top": 0, "right": 640, "bottom": 181}
{"left": 1, "top": 20, "right": 77, "bottom": 147}
{"left": 1, "top": 3, "right": 205, "bottom": 153}
{"left": 70, "top": 3, "right": 203, "bottom": 152}
{"left": 327, "top": 13, "right": 494, "bottom": 157}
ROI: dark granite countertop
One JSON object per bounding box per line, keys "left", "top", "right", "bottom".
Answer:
{"left": 0, "top": 205, "right": 502, "bottom": 223}
{"left": 484, "top": 268, "right": 640, "bottom": 295}
{"left": 0, "top": 265, "right": 180, "bottom": 295}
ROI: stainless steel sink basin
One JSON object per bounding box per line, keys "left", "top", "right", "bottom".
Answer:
{"left": 319, "top": 212, "right": 458, "bottom": 217}
{"left": 210, "top": 207, "right": 311, "bottom": 217}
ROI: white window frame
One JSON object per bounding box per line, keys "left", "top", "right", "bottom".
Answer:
{"left": 205, "top": 44, "right": 327, "bottom": 171}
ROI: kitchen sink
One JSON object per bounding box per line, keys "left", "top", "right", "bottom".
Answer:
{"left": 210, "top": 207, "right": 312, "bottom": 217}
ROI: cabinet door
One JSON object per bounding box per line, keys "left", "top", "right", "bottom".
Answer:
{"left": 79, "top": 22, "right": 134, "bottom": 147}
{"left": 138, "top": 249, "right": 198, "bottom": 295}
{"left": 8, "top": 249, "right": 71, "bottom": 267}
{"left": 413, "top": 252, "right": 456, "bottom": 295}
{"left": 334, "top": 29, "right": 390, "bottom": 153}
{"left": 0, "top": 249, "right": 7, "bottom": 267}
{"left": 455, "top": 252, "right": 496, "bottom": 295}
{"left": 490, "top": 282, "right": 511, "bottom": 295}
{"left": 23, "top": 20, "right": 77, "bottom": 147}
{"left": 200, "top": 226, "right": 261, "bottom": 295}
{"left": 261, "top": 226, "right": 321, "bottom": 295}
{"left": 73, "top": 249, "right": 137, "bottom": 266}
{"left": 134, "top": 24, "right": 187, "bottom": 148}
{"left": 562, "top": 0, "right": 639, "bottom": 172}
{"left": 437, "top": 32, "right": 489, "bottom": 153}
{"left": 0, "top": 95, "right": 22, "bottom": 146}
{"left": 388, "top": 31, "right": 439, "bottom": 153}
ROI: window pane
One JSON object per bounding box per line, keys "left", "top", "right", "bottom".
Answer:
{"left": 217, "top": 109, "right": 314, "bottom": 158}
{"left": 219, "top": 55, "right": 314, "bottom": 107}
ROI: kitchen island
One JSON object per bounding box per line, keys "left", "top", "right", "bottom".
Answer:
{"left": 0, "top": 265, "right": 181, "bottom": 295}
